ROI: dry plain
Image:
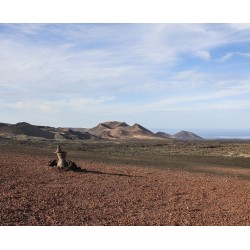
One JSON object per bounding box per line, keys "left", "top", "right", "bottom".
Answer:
{"left": 1, "top": 138, "right": 250, "bottom": 226}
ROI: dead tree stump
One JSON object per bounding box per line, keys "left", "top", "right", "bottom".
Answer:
{"left": 55, "top": 145, "right": 68, "bottom": 168}
{"left": 47, "top": 145, "right": 81, "bottom": 171}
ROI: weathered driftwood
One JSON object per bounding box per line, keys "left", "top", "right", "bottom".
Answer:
{"left": 47, "top": 145, "right": 80, "bottom": 171}
{"left": 55, "top": 145, "right": 68, "bottom": 168}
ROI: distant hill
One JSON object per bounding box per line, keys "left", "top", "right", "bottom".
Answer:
{"left": 155, "top": 132, "right": 171, "bottom": 138}
{"left": 0, "top": 122, "right": 9, "bottom": 127}
{"left": 101, "top": 121, "right": 129, "bottom": 129}
{"left": 88, "top": 121, "right": 164, "bottom": 140}
{"left": 172, "top": 130, "right": 203, "bottom": 140}
{"left": 0, "top": 121, "right": 203, "bottom": 141}
{"left": 0, "top": 122, "right": 54, "bottom": 139}
{"left": 69, "top": 127, "right": 90, "bottom": 133}
{"left": 52, "top": 128, "right": 97, "bottom": 140}
{"left": 0, "top": 122, "right": 98, "bottom": 140}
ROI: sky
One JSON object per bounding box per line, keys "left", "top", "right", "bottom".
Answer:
{"left": 1, "top": 23, "right": 250, "bottom": 130}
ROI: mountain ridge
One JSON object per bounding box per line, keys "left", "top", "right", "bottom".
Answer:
{"left": 0, "top": 121, "right": 203, "bottom": 141}
{"left": 88, "top": 121, "right": 160, "bottom": 140}
{"left": 172, "top": 130, "right": 203, "bottom": 140}
{"left": 0, "top": 122, "right": 97, "bottom": 140}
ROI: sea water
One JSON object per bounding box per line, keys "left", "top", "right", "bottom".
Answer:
{"left": 152, "top": 128, "right": 250, "bottom": 140}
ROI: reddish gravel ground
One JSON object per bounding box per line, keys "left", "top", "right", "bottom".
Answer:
{"left": 1, "top": 151, "right": 250, "bottom": 226}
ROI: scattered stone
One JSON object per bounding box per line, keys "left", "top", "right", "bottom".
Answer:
{"left": 67, "top": 160, "right": 81, "bottom": 171}
{"left": 47, "top": 159, "right": 57, "bottom": 167}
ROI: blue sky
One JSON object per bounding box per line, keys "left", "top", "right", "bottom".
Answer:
{"left": 1, "top": 23, "right": 250, "bottom": 130}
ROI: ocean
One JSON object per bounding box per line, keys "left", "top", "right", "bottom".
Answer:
{"left": 151, "top": 128, "right": 250, "bottom": 140}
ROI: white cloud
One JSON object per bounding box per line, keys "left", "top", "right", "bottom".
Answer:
{"left": 238, "top": 52, "right": 250, "bottom": 58}
{"left": 228, "top": 23, "right": 250, "bottom": 31}
{"left": 1, "top": 24, "right": 250, "bottom": 127}
{"left": 219, "top": 51, "right": 250, "bottom": 62}
{"left": 141, "top": 78, "right": 250, "bottom": 111}
{"left": 194, "top": 50, "right": 211, "bottom": 60}
{"left": 219, "top": 52, "right": 234, "bottom": 62}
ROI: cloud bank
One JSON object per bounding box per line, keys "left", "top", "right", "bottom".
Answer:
{"left": 1, "top": 24, "right": 250, "bottom": 129}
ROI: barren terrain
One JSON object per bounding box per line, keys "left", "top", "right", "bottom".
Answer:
{"left": 1, "top": 139, "right": 250, "bottom": 226}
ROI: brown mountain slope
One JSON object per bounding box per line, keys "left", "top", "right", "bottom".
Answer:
{"left": 156, "top": 132, "right": 171, "bottom": 138}
{"left": 54, "top": 128, "right": 98, "bottom": 140}
{"left": 0, "top": 121, "right": 203, "bottom": 141}
{"left": 0, "top": 122, "right": 98, "bottom": 140}
{"left": 173, "top": 130, "right": 203, "bottom": 140}
{"left": 0, "top": 122, "right": 54, "bottom": 139}
{"left": 88, "top": 121, "right": 166, "bottom": 140}
{"left": 101, "top": 121, "right": 129, "bottom": 129}
{"left": 0, "top": 123, "right": 9, "bottom": 127}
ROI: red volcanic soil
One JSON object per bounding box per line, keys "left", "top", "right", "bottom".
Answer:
{"left": 1, "top": 151, "right": 250, "bottom": 226}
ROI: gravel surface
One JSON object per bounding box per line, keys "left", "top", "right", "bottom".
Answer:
{"left": 1, "top": 151, "right": 250, "bottom": 226}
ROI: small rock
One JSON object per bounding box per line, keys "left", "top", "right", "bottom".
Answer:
{"left": 67, "top": 161, "right": 81, "bottom": 171}
{"left": 47, "top": 159, "right": 57, "bottom": 167}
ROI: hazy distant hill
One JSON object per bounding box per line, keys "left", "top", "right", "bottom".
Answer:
{"left": 0, "top": 122, "right": 97, "bottom": 140}
{"left": 155, "top": 132, "right": 171, "bottom": 138}
{"left": 88, "top": 121, "right": 163, "bottom": 140}
{"left": 0, "top": 122, "right": 9, "bottom": 127}
{"left": 0, "top": 122, "right": 54, "bottom": 139}
{"left": 70, "top": 127, "right": 90, "bottom": 133}
{"left": 172, "top": 130, "right": 203, "bottom": 140}
{"left": 0, "top": 121, "right": 203, "bottom": 141}
{"left": 52, "top": 128, "right": 97, "bottom": 140}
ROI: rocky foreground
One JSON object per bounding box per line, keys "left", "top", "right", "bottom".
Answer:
{"left": 1, "top": 151, "right": 250, "bottom": 226}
